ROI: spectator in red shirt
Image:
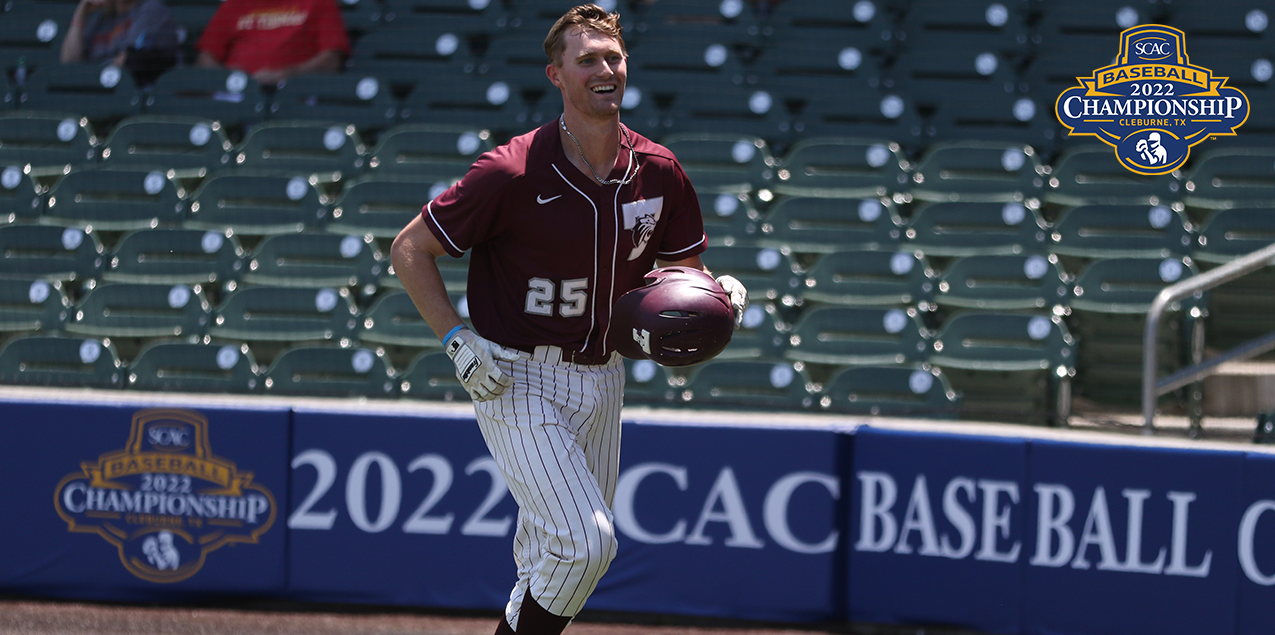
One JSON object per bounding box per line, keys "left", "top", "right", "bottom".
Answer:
{"left": 195, "top": 0, "right": 350, "bottom": 86}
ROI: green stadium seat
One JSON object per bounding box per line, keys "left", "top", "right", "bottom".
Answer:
{"left": 211, "top": 285, "right": 359, "bottom": 344}
{"left": 755, "top": 32, "right": 882, "bottom": 104}
{"left": 145, "top": 68, "right": 268, "bottom": 129}
{"left": 1196, "top": 208, "right": 1275, "bottom": 264}
{"left": 910, "top": 141, "right": 1045, "bottom": 203}
{"left": 0, "top": 112, "right": 97, "bottom": 170}
{"left": 622, "top": 357, "right": 676, "bottom": 405}
{"left": 0, "top": 277, "right": 69, "bottom": 333}
{"left": 243, "top": 233, "right": 385, "bottom": 294}
{"left": 233, "top": 121, "right": 368, "bottom": 179}
{"left": 65, "top": 282, "right": 211, "bottom": 341}
{"left": 44, "top": 167, "right": 185, "bottom": 230}
{"left": 896, "top": 0, "right": 1028, "bottom": 53}
{"left": 637, "top": 0, "right": 758, "bottom": 31}
{"left": 801, "top": 249, "right": 937, "bottom": 309}
{"left": 0, "top": 334, "right": 123, "bottom": 388}
{"left": 263, "top": 344, "right": 398, "bottom": 397}
{"left": 0, "top": 164, "right": 42, "bottom": 221}
{"left": 328, "top": 177, "right": 447, "bottom": 239}
{"left": 698, "top": 190, "right": 760, "bottom": 247}
{"left": 399, "top": 350, "right": 468, "bottom": 402}
{"left": 886, "top": 44, "right": 1019, "bottom": 113}
{"left": 380, "top": 0, "right": 507, "bottom": 31}
{"left": 793, "top": 81, "right": 924, "bottom": 147}
{"left": 399, "top": 74, "right": 530, "bottom": 134}
{"left": 127, "top": 340, "right": 260, "bottom": 393}
{"left": 367, "top": 124, "right": 494, "bottom": 178}
{"left": 22, "top": 63, "right": 141, "bottom": 123}
{"left": 933, "top": 254, "right": 1070, "bottom": 312}
{"left": 661, "top": 76, "right": 789, "bottom": 141}
{"left": 1044, "top": 146, "right": 1182, "bottom": 207}
{"left": 104, "top": 228, "right": 245, "bottom": 285}
{"left": 930, "top": 312, "right": 1076, "bottom": 425}
{"left": 717, "top": 302, "right": 788, "bottom": 361}
{"left": 700, "top": 245, "right": 801, "bottom": 303}
{"left": 767, "top": 0, "right": 895, "bottom": 53}
{"left": 757, "top": 196, "right": 904, "bottom": 254}
{"left": 676, "top": 359, "right": 816, "bottom": 411}
{"left": 348, "top": 27, "right": 477, "bottom": 92}
{"left": 0, "top": 4, "right": 75, "bottom": 74}
{"left": 1068, "top": 256, "right": 1203, "bottom": 408}
{"left": 659, "top": 133, "right": 776, "bottom": 195}
{"left": 1183, "top": 148, "right": 1275, "bottom": 210}
{"left": 784, "top": 305, "right": 931, "bottom": 366}
{"left": 1194, "top": 208, "right": 1275, "bottom": 351}
{"left": 1033, "top": 0, "right": 1157, "bottom": 55}
{"left": 0, "top": 224, "right": 105, "bottom": 281}
{"left": 906, "top": 201, "right": 1049, "bottom": 257}
{"left": 269, "top": 74, "right": 399, "bottom": 135}
{"left": 818, "top": 364, "right": 961, "bottom": 418}
{"left": 772, "top": 137, "right": 911, "bottom": 199}
{"left": 334, "top": 0, "right": 383, "bottom": 37}
{"left": 1050, "top": 204, "right": 1195, "bottom": 263}
{"left": 929, "top": 92, "right": 1058, "bottom": 147}
{"left": 358, "top": 290, "right": 443, "bottom": 354}
{"left": 186, "top": 172, "right": 330, "bottom": 235}
{"left": 98, "top": 115, "right": 232, "bottom": 172}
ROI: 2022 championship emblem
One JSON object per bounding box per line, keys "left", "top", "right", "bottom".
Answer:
{"left": 1055, "top": 25, "right": 1249, "bottom": 175}
{"left": 53, "top": 409, "right": 277, "bottom": 583}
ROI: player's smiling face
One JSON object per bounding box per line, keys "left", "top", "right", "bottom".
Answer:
{"left": 548, "top": 27, "right": 626, "bottom": 120}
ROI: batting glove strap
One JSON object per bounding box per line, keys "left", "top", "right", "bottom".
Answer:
{"left": 715, "top": 274, "right": 749, "bottom": 329}
{"left": 445, "top": 328, "right": 518, "bottom": 402}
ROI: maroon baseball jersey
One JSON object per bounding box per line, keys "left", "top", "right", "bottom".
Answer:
{"left": 422, "top": 121, "right": 707, "bottom": 357}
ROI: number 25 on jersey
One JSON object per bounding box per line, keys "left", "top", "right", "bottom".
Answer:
{"left": 525, "top": 278, "right": 588, "bottom": 317}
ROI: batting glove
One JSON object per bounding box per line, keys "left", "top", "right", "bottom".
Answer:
{"left": 445, "top": 328, "right": 520, "bottom": 402}
{"left": 715, "top": 274, "right": 748, "bottom": 329}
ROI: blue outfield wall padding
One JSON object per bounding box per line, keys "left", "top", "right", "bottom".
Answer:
{"left": 588, "top": 420, "right": 843, "bottom": 623}
{"left": 848, "top": 425, "right": 1028, "bottom": 635}
{"left": 1022, "top": 440, "right": 1243, "bottom": 635}
{"left": 286, "top": 409, "right": 517, "bottom": 609}
{"left": 0, "top": 400, "right": 291, "bottom": 601}
{"left": 1238, "top": 452, "right": 1275, "bottom": 635}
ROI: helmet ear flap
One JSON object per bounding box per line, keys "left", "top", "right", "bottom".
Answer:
{"left": 608, "top": 267, "right": 734, "bottom": 367}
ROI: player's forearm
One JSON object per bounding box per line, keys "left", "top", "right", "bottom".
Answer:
{"left": 59, "top": 21, "right": 86, "bottom": 63}
{"left": 391, "top": 220, "right": 464, "bottom": 341}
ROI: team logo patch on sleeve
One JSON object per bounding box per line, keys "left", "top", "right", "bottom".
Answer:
{"left": 52, "top": 409, "right": 277, "bottom": 583}
{"left": 1055, "top": 25, "right": 1249, "bottom": 175}
{"left": 621, "top": 197, "right": 663, "bottom": 261}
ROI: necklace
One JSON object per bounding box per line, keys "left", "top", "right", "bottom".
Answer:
{"left": 560, "top": 115, "right": 639, "bottom": 186}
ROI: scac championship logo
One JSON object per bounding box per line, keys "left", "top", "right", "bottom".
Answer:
{"left": 53, "top": 409, "right": 276, "bottom": 583}
{"left": 1055, "top": 25, "right": 1249, "bottom": 175}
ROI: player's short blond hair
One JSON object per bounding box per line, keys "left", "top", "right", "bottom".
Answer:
{"left": 543, "top": 4, "right": 627, "bottom": 66}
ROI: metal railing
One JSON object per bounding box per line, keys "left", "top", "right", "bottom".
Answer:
{"left": 1143, "top": 242, "right": 1275, "bottom": 435}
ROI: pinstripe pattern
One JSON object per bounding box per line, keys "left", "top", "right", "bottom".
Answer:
{"left": 474, "top": 345, "right": 625, "bottom": 624}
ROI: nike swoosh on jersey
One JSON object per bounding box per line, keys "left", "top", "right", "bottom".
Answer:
{"left": 537, "top": 194, "right": 563, "bottom": 204}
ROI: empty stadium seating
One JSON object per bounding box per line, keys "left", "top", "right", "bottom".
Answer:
{"left": 0, "top": 0, "right": 1269, "bottom": 425}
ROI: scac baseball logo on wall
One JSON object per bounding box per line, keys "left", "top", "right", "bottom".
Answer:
{"left": 1055, "top": 25, "right": 1249, "bottom": 175}
{"left": 52, "top": 409, "right": 277, "bottom": 583}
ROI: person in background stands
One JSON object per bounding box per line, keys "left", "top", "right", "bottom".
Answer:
{"left": 194, "top": 0, "right": 350, "bottom": 86}
{"left": 60, "top": 0, "right": 179, "bottom": 83}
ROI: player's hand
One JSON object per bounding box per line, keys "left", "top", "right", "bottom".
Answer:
{"left": 445, "top": 328, "right": 520, "bottom": 402}
{"left": 715, "top": 275, "right": 748, "bottom": 329}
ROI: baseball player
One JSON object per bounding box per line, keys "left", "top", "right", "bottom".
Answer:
{"left": 390, "top": 5, "right": 747, "bottom": 634}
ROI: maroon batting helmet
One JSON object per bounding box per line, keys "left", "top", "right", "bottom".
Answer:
{"left": 607, "top": 266, "right": 734, "bottom": 367}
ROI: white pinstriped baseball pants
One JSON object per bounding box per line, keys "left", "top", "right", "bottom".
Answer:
{"left": 474, "top": 345, "right": 624, "bottom": 625}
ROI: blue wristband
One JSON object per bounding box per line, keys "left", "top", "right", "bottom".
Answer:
{"left": 442, "top": 324, "right": 466, "bottom": 344}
